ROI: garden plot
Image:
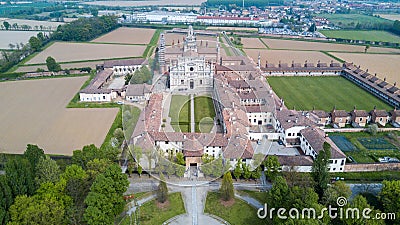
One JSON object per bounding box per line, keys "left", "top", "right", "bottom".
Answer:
{"left": 92, "top": 27, "right": 156, "bottom": 45}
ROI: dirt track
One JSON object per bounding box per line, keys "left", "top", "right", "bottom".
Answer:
{"left": 0, "top": 77, "right": 118, "bottom": 155}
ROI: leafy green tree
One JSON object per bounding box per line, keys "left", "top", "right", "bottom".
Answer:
{"left": 157, "top": 174, "right": 168, "bottom": 203}
{"left": 251, "top": 166, "right": 262, "bottom": 179}
{"left": 72, "top": 144, "right": 118, "bottom": 169}
{"left": 242, "top": 163, "right": 251, "bottom": 180}
{"left": 35, "top": 156, "right": 61, "bottom": 186}
{"left": 176, "top": 152, "right": 185, "bottom": 165}
{"left": 0, "top": 175, "right": 12, "bottom": 225}
{"left": 266, "top": 176, "right": 290, "bottom": 209}
{"left": 46, "top": 56, "right": 61, "bottom": 72}
{"left": 3, "top": 21, "right": 10, "bottom": 30}
{"left": 220, "top": 172, "right": 234, "bottom": 201}
{"left": 379, "top": 180, "right": 400, "bottom": 224}
{"left": 24, "top": 144, "right": 45, "bottom": 173}
{"left": 137, "top": 164, "right": 143, "bottom": 177}
{"left": 29, "top": 36, "right": 42, "bottom": 52}
{"left": 311, "top": 142, "right": 331, "bottom": 200}
{"left": 322, "top": 181, "right": 351, "bottom": 206}
{"left": 264, "top": 155, "right": 280, "bottom": 181}
{"left": 86, "top": 158, "right": 111, "bottom": 179}
{"left": 233, "top": 159, "right": 243, "bottom": 180}
{"left": 175, "top": 165, "right": 185, "bottom": 177}
{"left": 5, "top": 158, "right": 35, "bottom": 198}
{"left": 166, "top": 163, "right": 175, "bottom": 178}
{"left": 113, "top": 128, "right": 124, "bottom": 144}
{"left": 342, "top": 195, "right": 384, "bottom": 225}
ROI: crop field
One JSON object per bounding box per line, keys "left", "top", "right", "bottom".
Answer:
{"left": 267, "top": 76, "right": 392, "bottom": 111}
{"left": 92, "top": 27, "right": 156, "bottom": 45}
{"left": 164, "top": 33, "right": 217, "bottom": 47}
{"left": 0, "top": 30, "right": 41, "bottom": 49}
{"left": 0, "top": 76, "right": 118, "bottom": 155}
{"left": 0, "top": 18, "right": 64, "bottom": 30}
{"left": 245, "top": 49, "right": 337, "bottom": 65}
{"left": 241, "top": 38, "right": 266, "bottom": 49}
{"left": 376, "top": 14, "right": 400, "bottom": 21}
{"left": 330, "top": 52, "right": 400, "bottom": 84}
{"left": 25, "top": 42, "right": 146, "bottom": 64}
{"left": 320, "top": 30, "right": 400, "bottom": 43}
{"left": 84, "top": 0, "right": 206, "bottom": 7}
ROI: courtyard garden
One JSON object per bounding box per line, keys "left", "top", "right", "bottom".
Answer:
{"left": 329, "top": 131, "right": 400, "bottom": 164}
{"left": 194, "top": 95, "right": 215, "bottom": 133}
{"left": 169, "top": 95, "right": 191, "bottom": 132}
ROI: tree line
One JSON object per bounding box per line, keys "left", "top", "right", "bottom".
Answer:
{"left": 0, "top": 144, "right": 129, "bottom": 225}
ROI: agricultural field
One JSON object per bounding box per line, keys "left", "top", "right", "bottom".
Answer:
{"left": 84, "top": 0, "right": 206, "bottom": 7}
{"left": 267, "top": 76, "right": 392, "bottom": 111}
{"left": 245, "top": 49, "right": 337, "bottom": 65}
{"left": 169, "top": 95, "right": 191, "bottom": 132}
{"left": 15, "top": 61, "right": 103, "bottom": 72}
{"left": 241, "top": 38, "right": 266, "bottom": 49}
{"left": 330, "top": 132, "right": 400, "bottom": 164}
{"left": 0, "top": 18, "right": 64, "bottom": 30}
{"left": 0, "top": 30, "right": 41, "bottom": 49}
{"left": 25, "top": 42, "right": 146, "bottom": 64}
{"left": 320, "top": 30, "right": 400, "bottom": 43}
{"left": 376, "top": 14, "right": 400, "bottom": 21}
{"left": 330, "top": 52, "right": 400, "bottom": 84}
{"left": 164, "top": 32, "right": 217, "bottom": 47}
{"left": 194, "top": 96, "right": 215, "bottom": 133}
{"left": 317, "top": 14, "right": 393, "bottom": 29}
{"left": 92, "top": 27, "right": 156, "bottom": 45}
{"left": 260, "top": 38, "right": 400, "bottom": 53}
{"left": 0, "top": 76, "right": 118, "bottom": 155}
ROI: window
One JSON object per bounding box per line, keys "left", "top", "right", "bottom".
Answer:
{"left": 181, "top": 80, "right": 184, "bottom": 84}
{"left": 200, "top": 80, "right": 203, "bottom": 85}
{"left": 359, "top": 117, "right": 362, "bottom": 122}
{"left": 333, "top": 168, "right": 336, "bottom": 171}
{"left": 288, "top": 133, "right": 292, "bottom": 136}
{"left": 103, "top": 96, "right": 106, "bottom": 100}
{"left": 165, "top": 141, "right": 169, "bottom": 144}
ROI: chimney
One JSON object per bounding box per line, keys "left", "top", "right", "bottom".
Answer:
{"left": 384, "top": 77, "right": 386, "bottom": 82}
{"left": 183, "top": 134, "right": 187, "bottom": 139}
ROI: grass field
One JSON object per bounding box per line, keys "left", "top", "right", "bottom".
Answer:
{"left": 267, "top": 76, "right": 392, "bottom": 111}
{"left": 194, "top": 96, "right": 215, "bottom": 133}
{"left": 169, "top": 95, "right": 191, "bottom": 132}
{"left": 204, "top": 192, "right": 268, "bottom": 225}
{"left": 0, "top": 77, "right": 118, "bottom": 155}
{"left": 120, "top": 192, "right": 185, "bottom": 225}
{"left": 320, "top": 30, "right": 400, "bottom": 43}
{"left": 318, "top": 14, "right": 393, "bottom": 29}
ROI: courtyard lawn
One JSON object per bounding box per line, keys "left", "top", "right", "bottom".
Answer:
{"left": 204, "top": 192, "right": 268, "bottom": 225}
{"left": 239, "top": 190, "right": 268, "bottom": 204}
{"left": 320, "top": 30, "right": 400, "bottom": 43}
{"left": 267, "top": 76, "right": 392, "bottom": 111}
{"left": 169, "top": 95, "right": 191, "bottom": 132}
{"left": 194, "top": 95, "right": 215, "bottom": 133}
{"left": 119, "top": 192, "right": 185, "bottom": 225}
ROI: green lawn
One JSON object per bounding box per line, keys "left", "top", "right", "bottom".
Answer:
{"left": 194, "top": 95, "right": 215, "bottom": 133}
{"left": 204, "top": 192, "right": 268, "bottom": 225}
{"left": 320, "top": 30, "right": 400, "bottom": 43}
{"left": 332, "top": 171, "right": 400, "bottom": 182}
{"left": 267, "top": 76, "right": 392, "bottom": 111}
{"left": 169, "top": 95, "right": 190, "bottom": 132}
{"left": 120, "top": 192, "right": 185, "bottom": 225}
{"left": 239, "top": 190, "right": 268, "bottom": 204}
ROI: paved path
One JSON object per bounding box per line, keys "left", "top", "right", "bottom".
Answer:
{"left": 235, "top": 193, "right": 263, "bottom": 209}
{"left": 190, "top": 94, "right": 195, "bottom": 133}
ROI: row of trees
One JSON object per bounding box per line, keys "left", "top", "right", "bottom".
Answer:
{"left": 52, "top": 16, "right": 119, "bottom": 42}
{"left": 0, "top": 144, "right": 128, "bottom": 225}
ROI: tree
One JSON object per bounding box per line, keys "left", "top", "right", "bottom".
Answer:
{"left": 157, "top": 174, "right": 168, "bottom": 203}
{"left": 311, "top": 142, "right": 331, "bottom": 200}
{"left": 46, "top": 56, "right": 61, "bottom": 72}
{"left": 322, "top": 181, "right": 351, "bottom": 206}
{"left": 113, "top": 128, "right": 124, "bottom": 144}
{"left": 35, "top": 156, "right": 61, "bottom": 186}
{"left": 251, "top": 166, "right": 262, "bottom": 180}
{"left": 341, "top": 195, "right": 384, "bottom": 225}
{"left": 3, "top": 21, "right": 10, "bottom": 30}
{"left": 86, "top": 158, "right": 111, "bottom": 179}
{"left": 220, "top": 172, "right": 234, "bottom": 201}
{"left": 379, "top": 180, "right": 400, "bottom": 224}
{"left": 29, "top": 36, "right": 42, "bottom": 52}
{"left": 24, "top": 144, "right": 45, "bottom": 173}
{"left": 0, "top": 175, "right": 12, "bottom": 225}
{"left": 175, "top": 165, "right": 185, "bottom": 177}
{"left": 5, "top": 158, "right": 35, "bottom": 198}
{"left": 176, "top": 152, "right": 185, "bottom": 165}
{"left": 264, "top": 155, "right": 280, "bottom": 181}
{"left": 367, "top": 124, "right": 378, "bottom": 136}
{"left": 365, "top": 44, "right": 370, "bottom": 53}
{"left": 242, "top": 163, "right": 251, "bottom": 180}
{"left": 166, "top": 163, "right": 175, "bottom": 178}
{"left": 233, "top": 159, "right": 243, "bottom": 180}
{"left": 309, "top": 23, "right": 317, "bottom": 32}
{"left": 266, "top": 176, "right": 290, "bottom": 209}
{"left": 137, "top": 164, "right": 143, "bottom": 177}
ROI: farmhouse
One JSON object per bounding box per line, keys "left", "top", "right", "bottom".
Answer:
{"left": 350, "top": 108, "right": 370, "bottom": 127}
{"left": 101, "top": 58, "right": 148, "bottom": 76}
{"left": 370, "top": 108, "right": 389, "bottom": 126}
{"left": 79, "top": 69, "right": 116, "bottom": 102}
{"left": 331, "top": 108, "right": 351, "bottom": 128}
{"left": 125, "top": 83, "right": 151, "bottom": 103}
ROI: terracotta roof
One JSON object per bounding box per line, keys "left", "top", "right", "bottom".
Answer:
{"left": 103, "top": 58, "right": 148, "bottom": 68}
{"left": 351, "top": 109, "right": 369, "bottom": 117}
{"left": 301, "top": 127, "right": 346, "bottom": 159}
{"left": 332, "top": 110, "right": 349, "bottom": 118}
{"left": 126, "top": 84, "right": 151, "bottom": 96}
{"left": 276, "top": 109, "right": 315, "bottom": 130}
{"left": 277, "top": 155, "right": 314, "bottom": 167}
{"left": 390, "top": 109, "right": 400, "bottom": 118}
{"left": 311, "top": 110, "right": 330, "bottom": 118}
{"left": 370, "top": 109, "right": 388, "bottom": 117}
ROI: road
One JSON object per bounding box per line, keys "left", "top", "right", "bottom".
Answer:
{"left": 221, "top": 31, "right": 244, "bottom": 57}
